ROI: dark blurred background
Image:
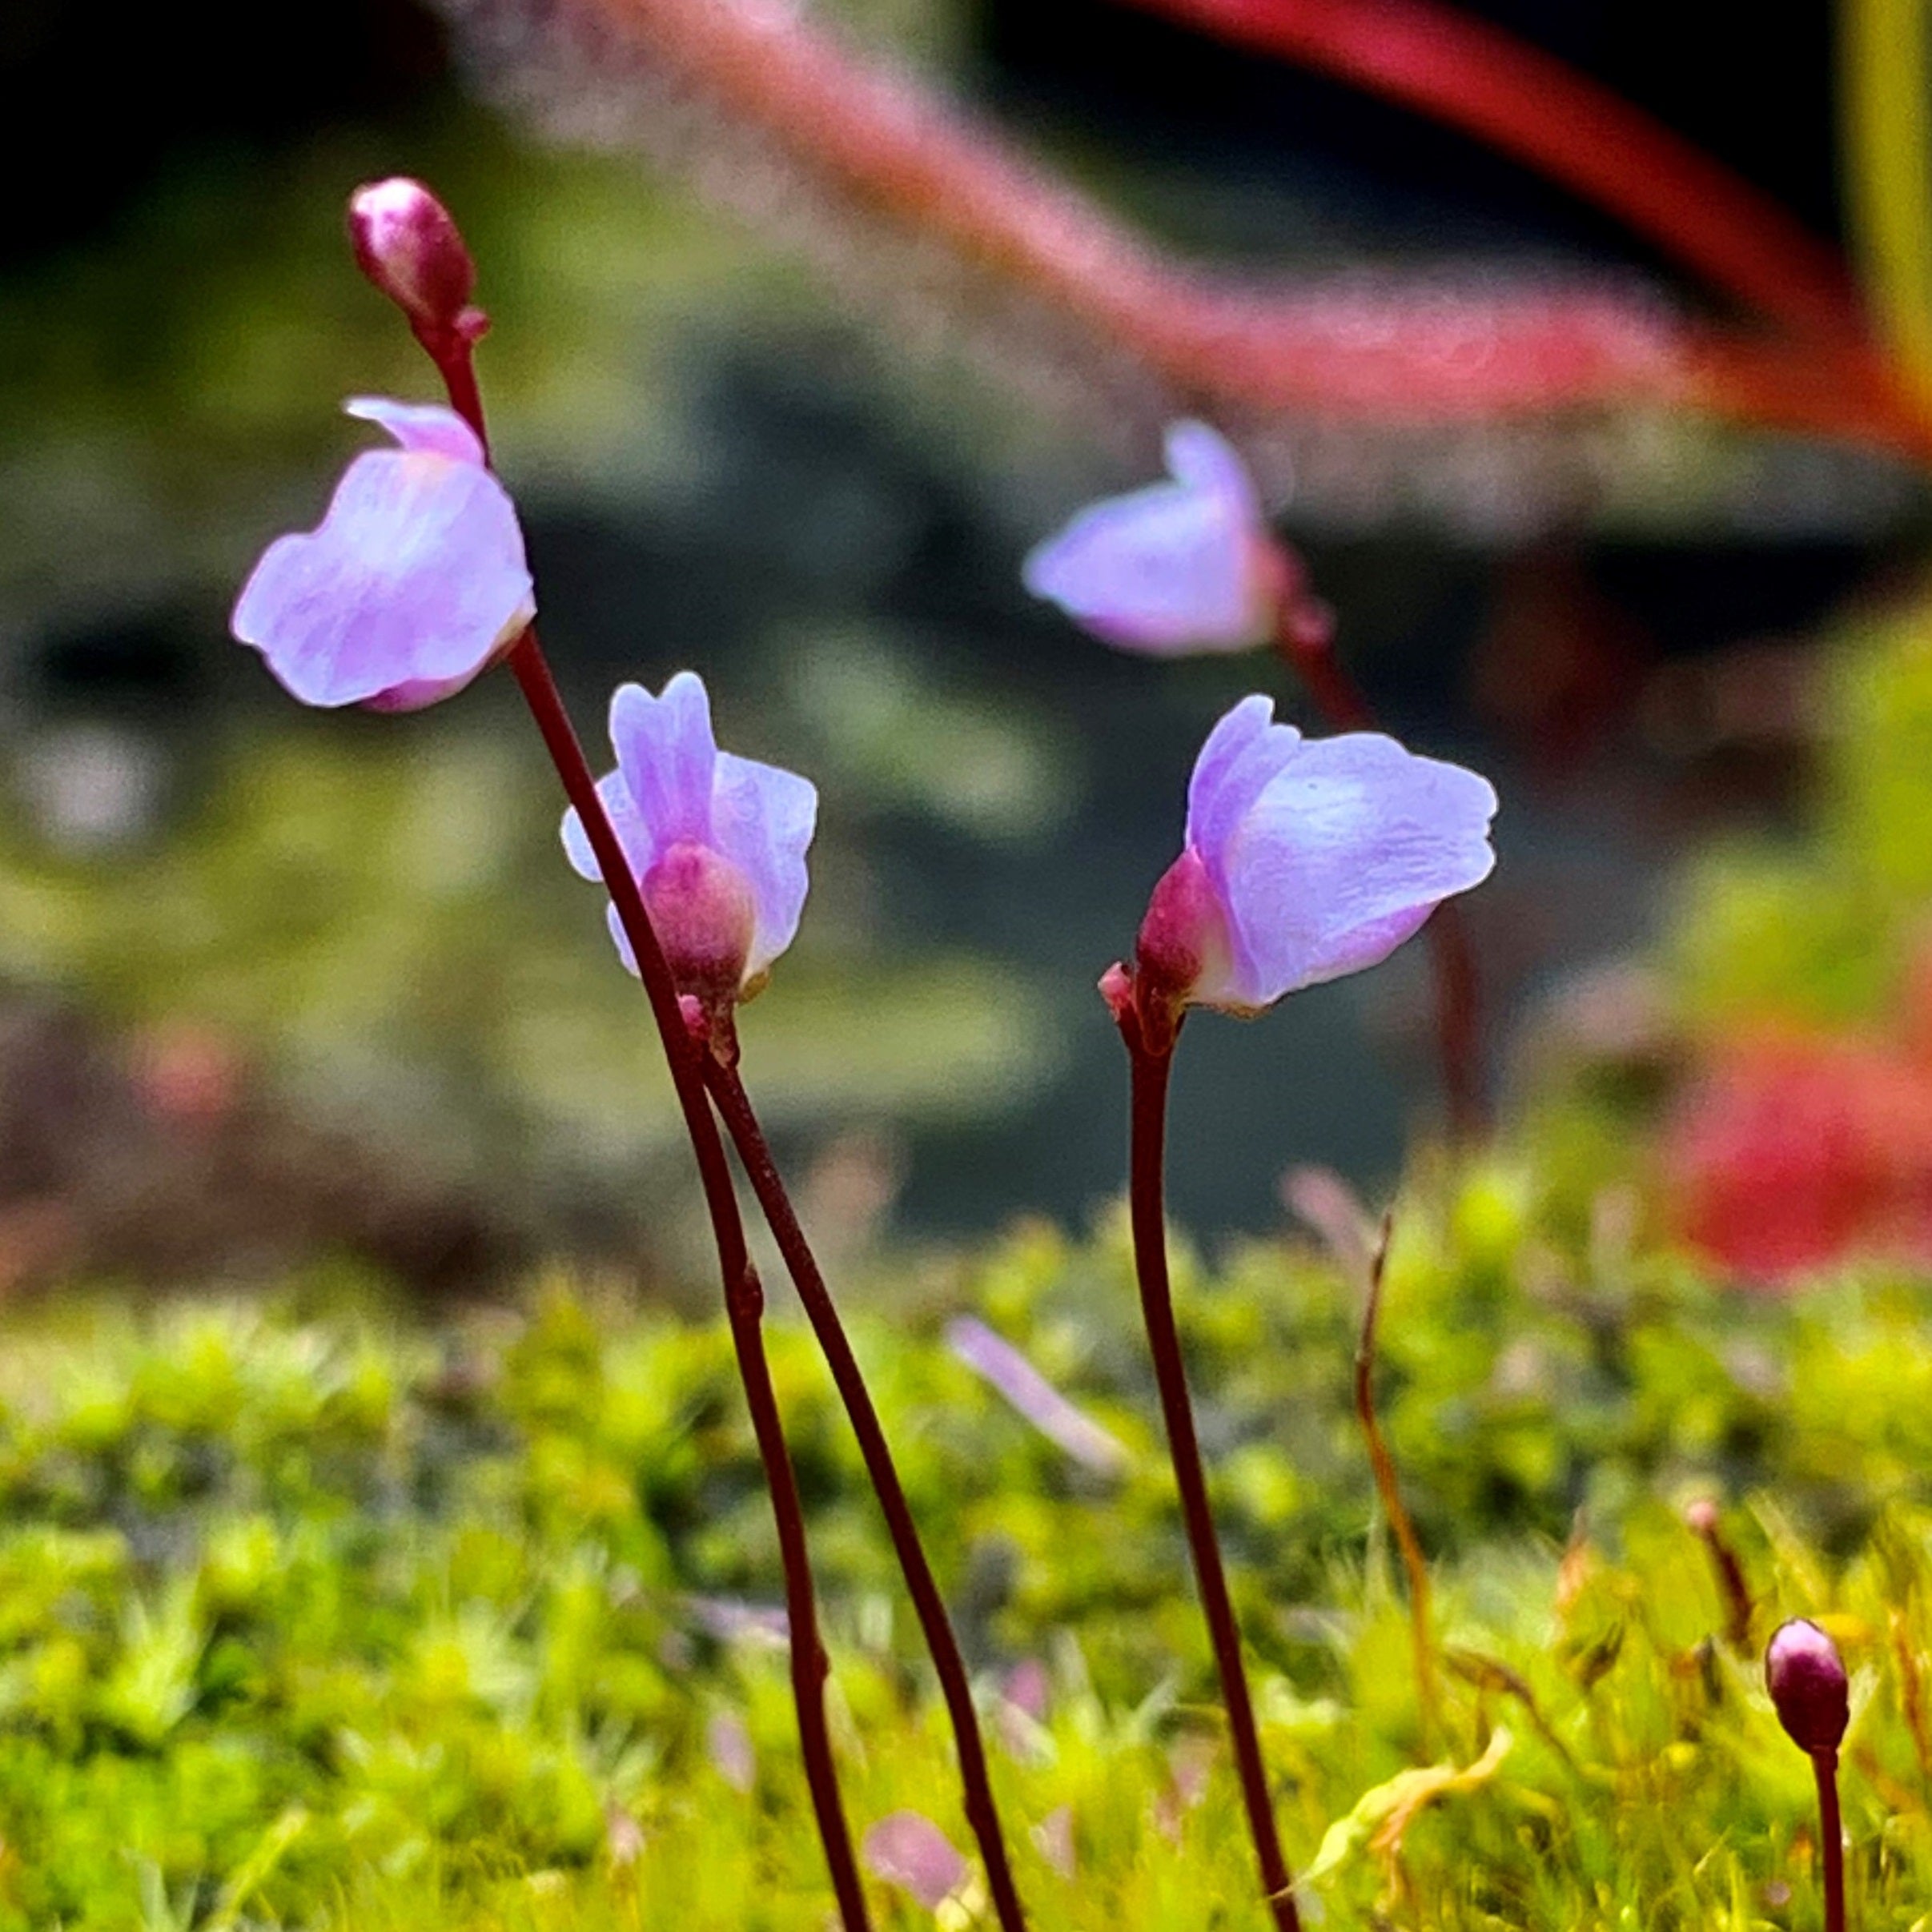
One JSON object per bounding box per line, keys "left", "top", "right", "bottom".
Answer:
{"left": 1, "top": 0, "right": 1919, "bottom": 1294}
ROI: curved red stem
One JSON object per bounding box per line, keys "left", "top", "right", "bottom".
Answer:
{"left": 1111, "top": 0, "right": 1860, "bottom": 342}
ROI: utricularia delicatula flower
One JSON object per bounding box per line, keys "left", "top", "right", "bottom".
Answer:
{"left": 1122, "top": 694, "right": 1497, "bottom": 1034}
{"left": 562, "top": 673, "right": 817, "bottom": 1027}
{"left": 231, "top": 398, "right": 533, "bottom": 711}
{"left": 1022, "top": 420, "right": 1327, "bottom": 655}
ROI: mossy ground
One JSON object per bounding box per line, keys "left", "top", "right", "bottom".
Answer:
{"left": 3, "top": 1178, "right": 1931, "bottom": 1930}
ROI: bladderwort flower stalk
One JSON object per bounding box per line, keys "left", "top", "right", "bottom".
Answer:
{"left": 1108, "top": 985, "right": 1300, "bottom": 1932}
{"left": 554, "top": 674, "right": 1031, "bottom": 1932}
{"left": 1766, "top": 1617, "right": 1850, "bottom": 1932}
{"left": 314, "top": 178, "right": 872, "bottom": 1930}
{"left": 1026, "top": 422, "right": 1488, "bottom": 1139}
{"left": 1102, "top": 694, "right": 1496, "bottom": 1929}
{"left": 701, "top": 1051, "right": 1032, "bottom": 1932}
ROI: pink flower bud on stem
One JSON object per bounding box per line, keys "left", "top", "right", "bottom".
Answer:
{"left": 348, "top": 177, "right": 484, "bottom": 347}
{"left": 1766, "top": 1618, "right": 1849, "bottom": 1932}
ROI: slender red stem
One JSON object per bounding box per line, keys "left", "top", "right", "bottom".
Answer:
{"left": 1268, "top": 621, "right": 1485, "bottom": 1143}
{"left": 428, "top": 335, "right": 870, "bottom": 1932}
{"left": 1813, "top": 1747, "right": 1846, "bottom": 1932}
{"left": 1111, "top": 0, "right": 1862, "bottom": 343}
{"left": 1120, "top": 1011, "right": 1300, "bottom": 1930}
{"left": 703, "top": 1057, "right": 1030, "bottom": 1932}
{"left": 1352, "top": 1219, "right": 1439, "bottom": 1750}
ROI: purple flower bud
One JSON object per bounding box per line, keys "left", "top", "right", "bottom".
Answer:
{"left": 347, "top": 178, "right": 479, "bottom": 339}
{"left": 562, "top": 674, "right": 816, "bottom": 1017}
{"left": 1132, "top": 695, "right": 1497, "bottom": 1020}
{"left": 862, "top": 1810, "right": 970, "bottom": 1910}
{"left": 1765, "top": 1617, "right": 1850, "bottom": 1754}
{"left": 1023, "top": 422, "right": 1311, "bottom": 656}
{"left": 231, "top": 399, "right": 533, "bottom": 710}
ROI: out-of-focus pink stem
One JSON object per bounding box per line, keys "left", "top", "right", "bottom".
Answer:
{"left": 1111, "top": 0, "right": 1860, "bottom": 343}
{"left": 572, "top": 0, "right": 1932, "bottom": 456}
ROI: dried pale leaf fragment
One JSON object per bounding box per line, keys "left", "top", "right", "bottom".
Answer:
{"left": 1303, "top": 1725, "right": 1514, "bottom": 1892}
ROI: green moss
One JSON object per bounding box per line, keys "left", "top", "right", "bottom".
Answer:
{"left": 0, "top": 1187, "right": 1927, "bottom": 1924}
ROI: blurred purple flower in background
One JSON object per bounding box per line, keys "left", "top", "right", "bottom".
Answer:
{"left": 562, "top": 673, "right": 817, "bottom": 1014}
{"left": 1022, "top": 421, "right": 1304, "bottom": 655}
{"left": 862, "top": 1809, "right": 970, "bottom": 1911}
{"left": 231, "top": 399, "right": 533, "bottom": 710}
{"left": 945, "top": 1316, "right": 1131, "bottom": 1475}
{"left": 1136, "top": 695, "right": 1497, "bottom": 1017}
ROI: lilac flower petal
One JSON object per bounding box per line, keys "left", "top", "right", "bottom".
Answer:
{"left": 863, "top": 1811, "right": 970, "bottom": 1910}
{"left": 344, "top": 396, "right": 485, "bottom": 465}
{"left": 605, "top": 901, "right": 638, "bottom": 977}
{"left": 1184, "top": 694, "right": 1300, "bottom": 862}
{"left": 609, "top": 674, "right": 718, "bottom": 848}
{"left": 1022, "top": 423, "right": 1270, "bottom": 655}
{"left": 946, "top": 1316, "right": 1131, "bottom": 1475}
{"left": 1214, "top": 732, "right": 1497, "bottom": 1004}
{"left": 1163, "top": 420, "right": 1259, "bottom": 516}
{"left": 711, "top": 752, "right": 817, "bottom": 978}
{"left": 232, "top": 440, "right": 532, "bottom": 709}
{"left": 560, "top": 770, "right": 651, "bottom": 883}
{"left": 685, "top": 1594, "right": 790, "bottom": 1647}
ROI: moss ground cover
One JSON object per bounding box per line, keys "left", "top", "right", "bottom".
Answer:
{"left": 1, "top": 1180, "right": 1930, "bottom": 1927}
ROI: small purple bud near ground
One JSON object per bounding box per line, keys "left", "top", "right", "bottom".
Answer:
{"left": 1767, "top": 1617, "right": 1850, "bottom": 1755}
{"left": 1765, "top": 1617, "right": 1850, "bottom": 1932}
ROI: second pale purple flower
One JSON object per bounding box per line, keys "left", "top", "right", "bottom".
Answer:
{"left": 1131, "top": 695, "right": 1497, "bottom": 1020}
{"left": 563, "top": 673, "right": 817, "bottom": 1022}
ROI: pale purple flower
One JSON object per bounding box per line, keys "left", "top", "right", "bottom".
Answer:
{"left": 945, "top": 1317, "right": 1131, "bottom": 1476}
{"left": 1135, "top": 695, "right": 1497, "bottom": 1016}
{"left": 1022, "top": 422, "right": 1291, "bottom": 655}
{"left": 231, "top": 398, "right": 533, "bottom": 710}
{"left": 862, "top": 1810, "right": 970, "bottom": 1910}
{"left": 562, "top": 673, "right": 816, "bottom": 1010}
